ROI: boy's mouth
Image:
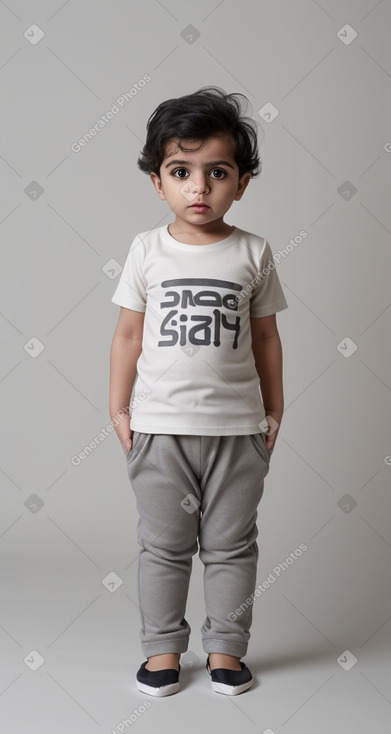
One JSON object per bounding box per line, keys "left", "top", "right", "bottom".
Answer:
{"left": 189, "top": 203, "right": 210, "bottom": 211}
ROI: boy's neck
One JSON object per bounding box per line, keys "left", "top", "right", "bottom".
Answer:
{"left": 167, "top": 219, "right": 234, "bottom": 245}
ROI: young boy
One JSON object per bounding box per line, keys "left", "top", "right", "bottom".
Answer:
{"left": 109, "top": 86, "right": 288, "bottom": 697}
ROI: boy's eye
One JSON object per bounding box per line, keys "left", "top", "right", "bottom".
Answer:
{"left": 210, "top": 168, "right": 226, "bottom": 179}
{"left": 172, "top": 168, "right": 188, "bottom": 178}
{"left": 171, "top": 168, "right": 227, "bottom": 179}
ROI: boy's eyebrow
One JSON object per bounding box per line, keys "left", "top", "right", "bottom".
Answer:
{"left": 164, "top": 159, "right": 235, "bottom": 169}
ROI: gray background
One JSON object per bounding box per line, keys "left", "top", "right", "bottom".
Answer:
{"left": 1, "top": 0, "right": 391, "bottom": 732}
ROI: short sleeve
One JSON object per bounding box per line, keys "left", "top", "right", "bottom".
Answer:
{"left": 111, "top": 235, "right": 147, "bottom": 312}
{"left": 249, "top": 239, "right": 288, "bottom": 317}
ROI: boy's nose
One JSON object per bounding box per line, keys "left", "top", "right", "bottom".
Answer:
{"left": 190, "top": 178, "right": 209, "bottom": 194}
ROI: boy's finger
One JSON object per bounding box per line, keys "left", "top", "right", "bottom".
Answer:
{"left": 122, "top": 436, "right": 132, "bottom": 453}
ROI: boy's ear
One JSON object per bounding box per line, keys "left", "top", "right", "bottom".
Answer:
{"left": 150, "top": 172, "right": 166, "bottom": 201}
{"left": 234, "top": 172, "right": 251, "bottom": 201}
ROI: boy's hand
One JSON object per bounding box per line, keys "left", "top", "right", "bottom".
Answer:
{"left": 263, "top": 412, "right": 282, "bottom": 454}
{"left": 122, "top": 430, "right": 133, "bottom": 455}
{"left": 113, "top": 413, "right": 133, "bottom": 454}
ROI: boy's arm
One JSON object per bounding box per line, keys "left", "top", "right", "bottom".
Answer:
{"left": 109, "top": 306, "right": 145, "bottom": 453}
{"left": 250, "top": 313, "right": 284, "bottom": 453}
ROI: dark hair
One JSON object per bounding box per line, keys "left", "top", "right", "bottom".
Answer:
{"left": 137, "top": 85, "right": 261, "bottom": 180}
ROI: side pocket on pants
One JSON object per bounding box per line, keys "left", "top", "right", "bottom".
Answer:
{"left": 248, "top": 431, "right": 271, "bottom": 465}
{"left": 126, "top": 431, "right": 145, "bottom": 462}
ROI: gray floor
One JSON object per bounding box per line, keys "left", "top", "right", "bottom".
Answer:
{"left": 2, "top": 448, "right": 390, "bottom": 734}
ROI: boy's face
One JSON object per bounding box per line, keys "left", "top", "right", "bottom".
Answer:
{"left": 149, "top": 134, "right": 251, "bottom": 231}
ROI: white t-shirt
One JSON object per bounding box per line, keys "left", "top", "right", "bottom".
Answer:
{"left": 111, "top": 224, "right": 288, "bottom": 435}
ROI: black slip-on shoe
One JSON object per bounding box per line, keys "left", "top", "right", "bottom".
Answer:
{"left": 136, "top": 661, "right": 181, "bottom": 697}
{"left": 205, "top": 655, "right": 253, "bottom": 695}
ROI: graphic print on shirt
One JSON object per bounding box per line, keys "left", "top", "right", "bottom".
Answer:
{"left": 158, "top": 278, "right": 242, "bottom": 350}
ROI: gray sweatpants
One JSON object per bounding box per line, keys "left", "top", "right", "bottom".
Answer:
{"left": 126, "top": 431, "right": 271, "bottom": 659}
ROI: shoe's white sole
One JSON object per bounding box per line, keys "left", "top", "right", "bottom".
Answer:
{"left": 205, "top": 667, "right": 253, "bottom": 695}
{"left": 210, "top": 678, "right": 253, "bottom": 695}
{"left": 136, "top": 680, "right": 180, "bottom": 697}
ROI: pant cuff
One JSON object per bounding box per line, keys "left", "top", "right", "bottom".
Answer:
{"left": 202, "top": 639, "right": 248, "bottom": 658}
{"left": 141, "top": 638, "right": 189, "bottom": 657}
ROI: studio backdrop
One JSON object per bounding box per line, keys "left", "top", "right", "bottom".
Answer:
{"left": 1, "top": 1, "right": 390, "bottom": 733}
